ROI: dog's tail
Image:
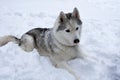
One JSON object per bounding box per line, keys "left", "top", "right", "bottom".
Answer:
{"left": 0, "top": 35, "right": 20, "bottom": 47}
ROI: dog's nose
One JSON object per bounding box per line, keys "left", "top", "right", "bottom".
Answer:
{"left": 74, "top": 39, "right": 80, "bottom": 44}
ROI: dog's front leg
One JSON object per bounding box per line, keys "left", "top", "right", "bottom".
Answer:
{"left": 56, "top": 62, "right": 80, "bottom": 80}
{"left": 77, "top": 47, "right": 98, "bottom": 63}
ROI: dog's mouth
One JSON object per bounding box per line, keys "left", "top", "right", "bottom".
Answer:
{"left": 70, "top": 42, "right": 80, "bottom": 46}
{"left": 74, "top": 43, "right": 80, "bottom": 46}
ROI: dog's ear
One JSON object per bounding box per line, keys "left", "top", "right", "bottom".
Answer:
{"left": 72, "top": 7, "right": 80, "bottom": 19}
{"left": 59, "top": 11, "right": 67, "bottom": 23}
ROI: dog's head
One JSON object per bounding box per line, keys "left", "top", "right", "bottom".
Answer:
{"left": 53, "top": 8, "right": 82, "bottom": 46}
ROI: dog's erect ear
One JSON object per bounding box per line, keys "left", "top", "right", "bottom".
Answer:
{"left": 59, "top": 11, "right": 67, "bottom": 23}
{"left": 72, "top": 7, "right": 80, "bottom": 19}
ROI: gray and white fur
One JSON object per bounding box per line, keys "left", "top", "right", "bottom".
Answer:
{"left": 0, "top": 8, "right": 90, "bottom": 80}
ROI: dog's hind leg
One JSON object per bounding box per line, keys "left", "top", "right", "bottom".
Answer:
{"left": 55, "top": 62, "right": 80, "bottom": 80}
{"left": 0, "top": 34, "right": 35, "bottom": 52}
{"left": 19, "top": 34, "right": 35, "bottom": 52}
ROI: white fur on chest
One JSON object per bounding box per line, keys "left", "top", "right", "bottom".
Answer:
{"left": 52, "top": 46, "right": 79, "bottom": 61}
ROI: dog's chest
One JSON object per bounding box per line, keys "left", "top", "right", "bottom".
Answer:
{"left": 52, "top": 46, "right": 78, "bottom": 61}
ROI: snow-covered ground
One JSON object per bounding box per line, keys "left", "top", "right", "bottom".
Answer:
{"left": 0, "top": 0, "right": 120, "bottom": 80}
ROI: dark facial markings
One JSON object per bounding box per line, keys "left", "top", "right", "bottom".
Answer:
{"left": 66, "top": 13, "right": 72, "bottom": 20}
{"left": 66, "top": 13, "right": 82, "bottom": 25}
{"left": 57, "top": 23, "right": 66, "bottom": 32}
{"left": 57, "top": 12, "right": 82, "bottom": 32}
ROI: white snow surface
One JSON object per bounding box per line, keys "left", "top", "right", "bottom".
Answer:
{"left": 0, "top": 0, "right": 120, "bottom": 80}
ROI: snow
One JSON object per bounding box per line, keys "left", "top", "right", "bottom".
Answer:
{"left": 0, "top": 0, "right": 120, "bottom": 80}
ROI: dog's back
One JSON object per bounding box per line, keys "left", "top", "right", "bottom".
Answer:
{"left": 25, "top": 28, "right": 55, "bottom": 55}
{"left": 26, "top": 28, "right": 50, "bottom": 50}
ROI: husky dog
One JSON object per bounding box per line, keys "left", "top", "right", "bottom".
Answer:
{"left": 0, "top": 8, "right": 89, "bottom": 80}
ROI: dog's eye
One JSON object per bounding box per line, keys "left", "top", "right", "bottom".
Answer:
{"left": 76, "top": 27, "right": 79, "bottom": 30}
{"left": 66, "top": 29, "right": 70, "bottom": 32}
